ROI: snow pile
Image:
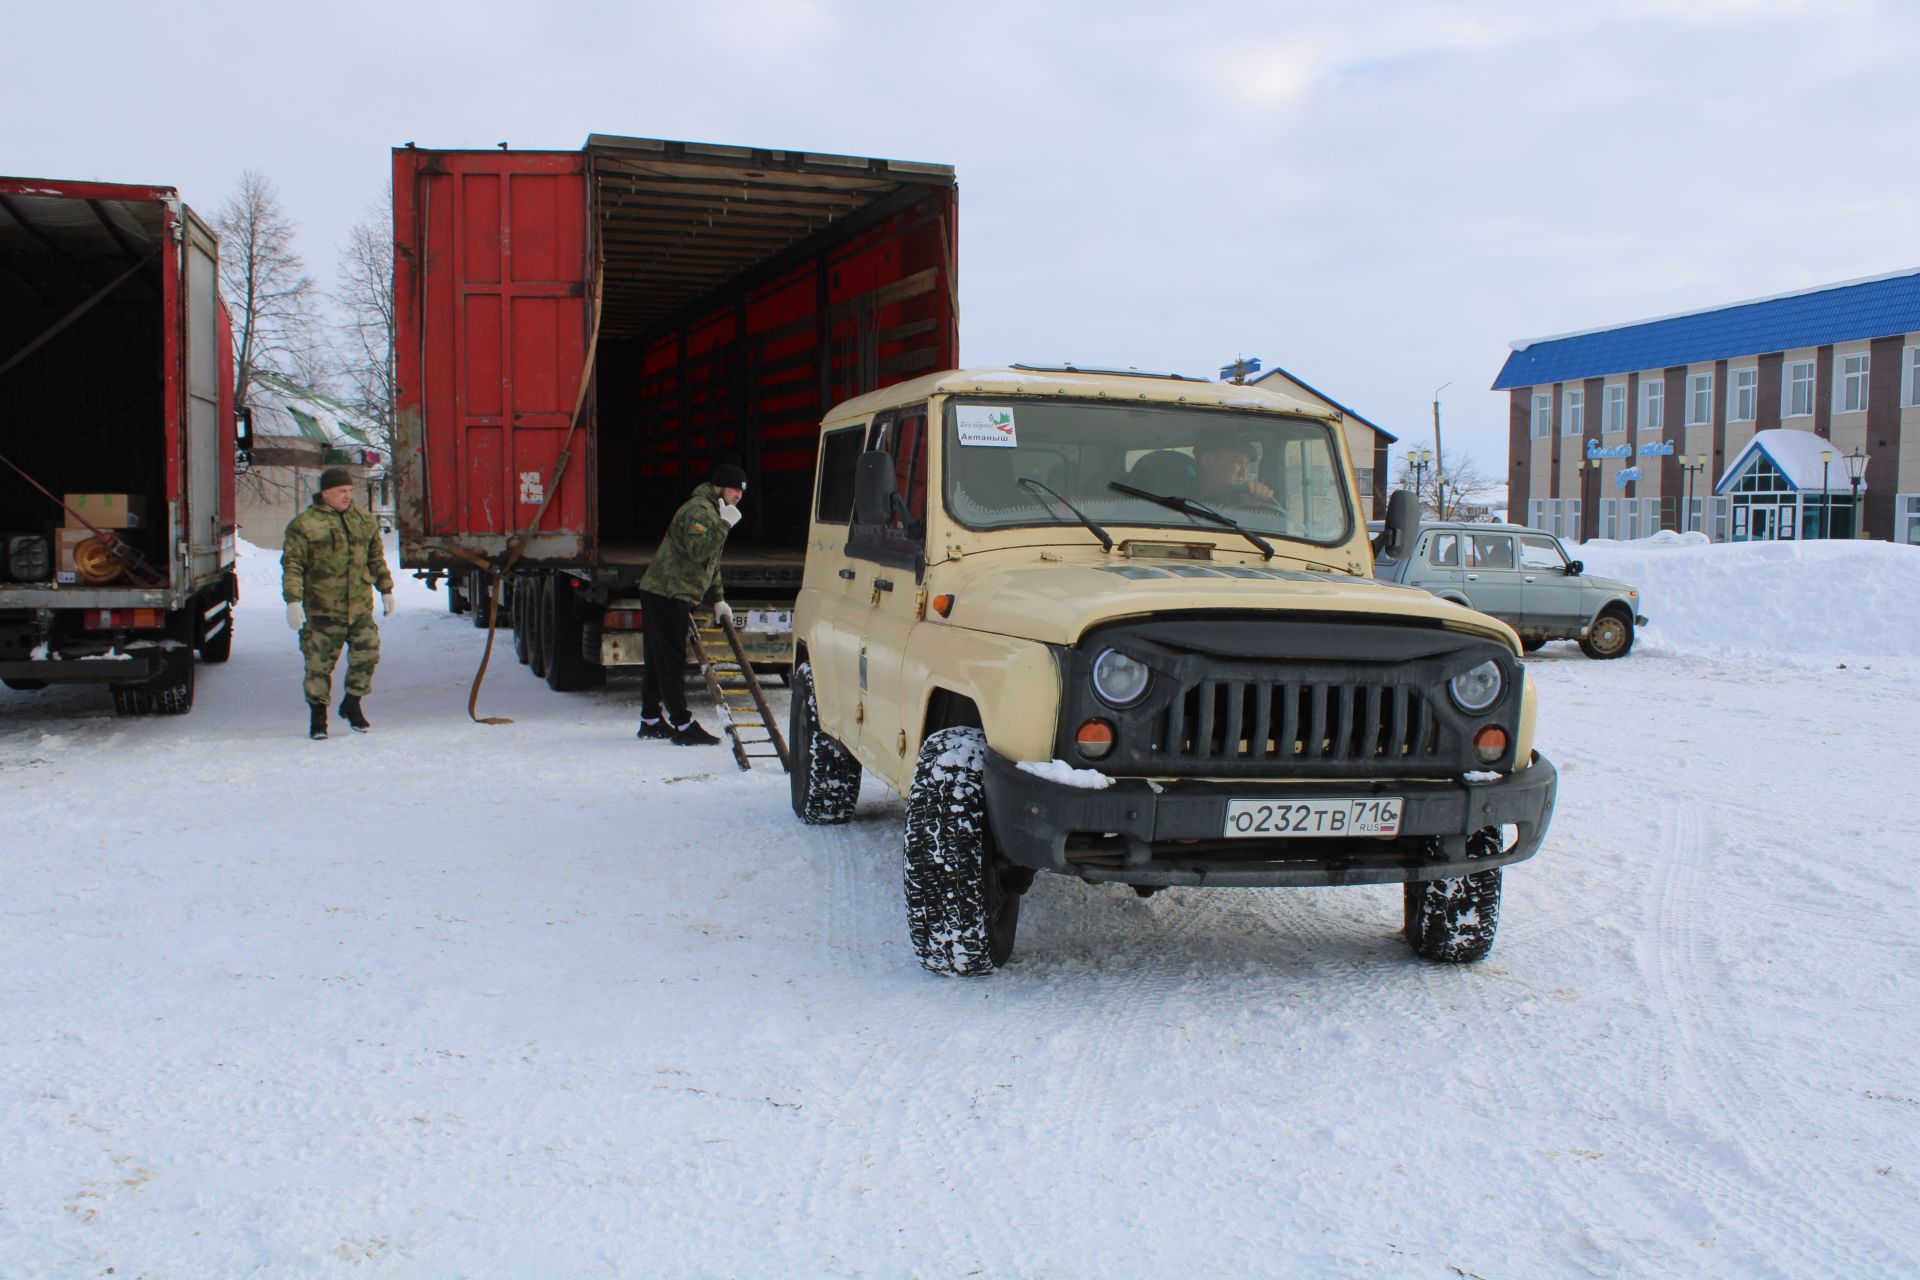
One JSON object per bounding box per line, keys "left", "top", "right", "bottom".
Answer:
{"left": 1016, "top": 758, "right": 1117, "bottom": 789}
{"left": 1572, "top": 536, "right": 1920, "bottom": 661}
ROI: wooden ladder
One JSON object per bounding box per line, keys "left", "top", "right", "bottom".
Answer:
{"left": 690, "top": 613, "right": 791, "bottom": 773}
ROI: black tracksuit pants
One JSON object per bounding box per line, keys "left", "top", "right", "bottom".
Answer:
{"left": 639, "top": 590, "right": 695, "bottom": 726}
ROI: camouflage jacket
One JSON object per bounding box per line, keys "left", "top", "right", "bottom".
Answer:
{"left": 639, "top": 483, "right": 731, "bottom": 607}
{"left": 282, "top": 499, "right": 394, "bottom": 620}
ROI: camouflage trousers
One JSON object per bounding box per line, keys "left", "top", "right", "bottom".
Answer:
{"left": 300, "top": 614, "right": 380, "bottom": 705}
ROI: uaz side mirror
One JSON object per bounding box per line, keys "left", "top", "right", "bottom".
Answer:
{"left": 1381, "top": 489, "right": 1420, "bottom": 561}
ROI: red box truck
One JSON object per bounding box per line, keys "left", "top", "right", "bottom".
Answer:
{"left": 392, "top": 134, "right": 957, "bottom": 688}
{"left": 0, "top": 177, "right": 241, "bottom": 714}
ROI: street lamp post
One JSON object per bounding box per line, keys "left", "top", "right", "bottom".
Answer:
{"left": 1679, "top": 453, "right": 1708, "bottom": 533}
{"left": 1844, "top": 447, "right": 1869, "bottom": 538}
{"left": 1820, "top": 449, "right": 1833, "bottom": 539}
{"left": 1408, "top": 447, "right": 1433, "bottom": 513}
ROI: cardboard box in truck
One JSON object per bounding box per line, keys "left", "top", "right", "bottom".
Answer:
{"left": 63, "top": 493, "right": 147, "bottom": 529}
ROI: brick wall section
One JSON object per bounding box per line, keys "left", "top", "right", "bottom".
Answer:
{"left": 1583, "top": 376, "right": 1603, "bottom": 540}
{"left": 1509, "top": 389, "right": 1529, "bottom": 521}
{"left": 1664, "top": 366, "right": 1686, "bottom": 507}
{"left": 1757, "top": 351, "right": 1783, "bottom": 429}
{"left": 1866, "top": 336, "right": 1903, "bottom": 538}
{"left": 1711, "top": 359, "right": 1729, "bottom": 492}
{"left": 1815, "top": 344, "right": 1834, "bottom": 439}
{"left": 1549, "top": 383, "right": 1562, "bottom": 500}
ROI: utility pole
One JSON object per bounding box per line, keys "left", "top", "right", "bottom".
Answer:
{"left": 1432, "top": 382, "right": 1450, "bottom": 518}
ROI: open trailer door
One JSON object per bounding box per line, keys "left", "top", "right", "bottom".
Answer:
{"left": 393, "top": 148, "right": 593, "bottom": 566}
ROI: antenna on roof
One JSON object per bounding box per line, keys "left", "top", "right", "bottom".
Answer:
{"left": 1219, "top": 355, "right": 1262, "bottom": 384}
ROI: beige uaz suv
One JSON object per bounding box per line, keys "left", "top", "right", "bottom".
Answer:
{"left": 787, "top": 366, "right": 1557, "bottom": 976}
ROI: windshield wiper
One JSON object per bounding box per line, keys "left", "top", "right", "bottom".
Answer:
{"left": 1020, "top": 477, "right": 1114, "bottom": 552}
{"left": 1107, "top": 481, "right": 1275, "bottom": 560}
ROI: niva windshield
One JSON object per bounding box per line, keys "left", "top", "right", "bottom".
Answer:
{"left": 941, "top": 398, "right": 1352, "bottom": 545}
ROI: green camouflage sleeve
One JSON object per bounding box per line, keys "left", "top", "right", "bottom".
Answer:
{"left": 281, "top": 524, "right": 308, "bottom": 603}
{"left": 367, "top": 523, "right": 394, "bottom": 594}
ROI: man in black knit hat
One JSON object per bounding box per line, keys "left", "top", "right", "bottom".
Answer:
{"left": 635, "top": 462, "right": 745, "bottom": 746}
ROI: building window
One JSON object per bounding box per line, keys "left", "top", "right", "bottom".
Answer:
{"left": 1604, "top": 383, "right": 1626, "bottom": 434}
{"left": 1900, "top": 495, "right": 1920, "bottom": 546}
{"left": 1568, "top": 498, "right": 1583, "bottom": 542}
{"left": 1837, "top": 353, "right": 1869, "bottom": 413}
{"left": 1785, "top": 360, "right": 1815, "bottom": 417}
{"left": 1527, "top": 499, "right": 1545, "bottom": 530}
{"left": 1642, "top": 378, "right": 1664, "bottom": 433}
{"left": 1728, "top": 367, "right": 1756, "bottom": 422}
{"left": 1642, "top": 496, "right": 1661, "bottom": 536}
{"left": 1711, "top": 496, "right": 1730, "bottom": 542}
{"left": 1562, "top": 388, "right": 1584, "bottom": 436}
{"left": 1531, "top": 393, "right": 1552, "bottom": 438}
{"left": 1904, "top": 347, "right": 1920, "bottom": 408}
{"left": 1601, "top": 498, "right": 1619, "bottom": 539}
{"left": 1688, "top": 373, "right": 1714, "bottom": 425}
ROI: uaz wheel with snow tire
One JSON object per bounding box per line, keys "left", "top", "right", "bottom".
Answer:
{"left": 903, "top": 726, "right": 1020, "bottom": 976}
{"left": 511, "top": 577, "right": 531, "bottom": 666}
{"left": 1403, "top": 829, "right": 1503, "bottom": 964}
{"left": 788, "top": 661, "right": 861, "bottom": 824}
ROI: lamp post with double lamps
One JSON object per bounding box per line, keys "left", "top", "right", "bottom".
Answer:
{"left": 1845, "top": 447, "right": 1869, "bottom": 538}
{"left": 1408, "top": 447, "right": 1433, "bottom": 513}
{"left": 1583, "top": 455, "right": 1604, "bottom": 542}
{"left": 1678, "top": 452, "right": 1708, "bottom": 533}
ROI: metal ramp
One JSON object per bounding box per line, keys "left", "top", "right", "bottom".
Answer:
{"left": 691, "top": 614, "right": 791, "bottom": 773}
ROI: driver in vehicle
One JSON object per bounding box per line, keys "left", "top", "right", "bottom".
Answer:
{"left": 1196, "top": 436, "right": 1276, "bottom": 504}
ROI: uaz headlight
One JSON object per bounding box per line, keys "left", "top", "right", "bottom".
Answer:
{"left": 1448, "top": 659, "right": 1504, "bottom": 713}
{"left": 1091, "top": 648, "right": 1150, "bottom": 707}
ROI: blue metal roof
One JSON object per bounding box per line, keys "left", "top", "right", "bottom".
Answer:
{"left": 1491, "top": 269, "right": 1920, "bottom": 391}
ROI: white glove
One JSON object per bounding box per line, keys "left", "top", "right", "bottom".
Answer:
{"left": 717, "top": 501, "right": 741, "bottom": 527}
{"left": 286, "top": 601, "right": 304, "bottom": 631}
{"left": 713, "top": 601, "right": 733, "bottom": 626}
{"left": 382, "top": 592, "right": 396, "bottom": 617}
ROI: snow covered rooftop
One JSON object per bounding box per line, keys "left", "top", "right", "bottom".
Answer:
{"left": 1715, "top": 428, "right": 1860, "bottom": 495}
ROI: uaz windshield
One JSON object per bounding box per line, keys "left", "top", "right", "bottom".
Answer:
{"left": 942, "top": 398, "right": 1352, "bottom": 545}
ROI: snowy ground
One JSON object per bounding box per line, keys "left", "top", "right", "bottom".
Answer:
{"left": 3, "top": 537, "right": 1917, "bottom": 1277}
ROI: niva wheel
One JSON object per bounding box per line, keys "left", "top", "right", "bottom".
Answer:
{"left": 1579, "top": 611, "right": 1633, "bottom": 660}
{"left": 788, "top": 661, "right": 861, "bottom": 825}
{"left": 903, "top": 726, "right": 1020, "bottom": 976}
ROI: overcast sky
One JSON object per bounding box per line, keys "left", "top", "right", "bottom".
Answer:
{"left": 8, "top": 0, "right": 1915, "bottom": 480}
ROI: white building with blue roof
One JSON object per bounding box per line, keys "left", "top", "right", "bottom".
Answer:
{"left": 1492, "top": 269, "right": 1920, "bottom": 545}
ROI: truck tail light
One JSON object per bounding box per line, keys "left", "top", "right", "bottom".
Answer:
{"left": 603, "top": 609, "right": 643, "bottom": 630}
{"left": 1472, "top": 726, "right": 1508, "bottom": 764}
{"left": 85, "top": 609, "right": 163, "bottom": 631}
{"left": 1075, "top": 718, "right": 1115, "bottom": 760}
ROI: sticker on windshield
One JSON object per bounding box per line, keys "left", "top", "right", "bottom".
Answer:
{"left": 955, "top": 405, "right": 1018, "bottom": 447}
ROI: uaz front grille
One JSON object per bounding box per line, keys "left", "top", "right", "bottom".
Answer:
{"left": 1055, "top": 615, "right": 1519, "bottom": 779}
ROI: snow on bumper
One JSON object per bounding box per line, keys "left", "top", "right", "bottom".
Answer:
{"left": 981, "top": 750, "right": 1557, "bottom": 888}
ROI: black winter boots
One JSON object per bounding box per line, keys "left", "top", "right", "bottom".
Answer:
{"left": 669, "top": 718, "right": 721, "bottom": 746}
{"left": 339, "top": 694, "right": 371, "bottom": 733}
{"left": 309, "top": 704, "right": 328, "bottom": 740}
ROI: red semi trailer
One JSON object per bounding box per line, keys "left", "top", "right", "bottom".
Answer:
{"left": 0, "top": 178, "right": 241, "bottom": 714}
{"left": 392, "top": 134, "right": 958, "bottom": 688}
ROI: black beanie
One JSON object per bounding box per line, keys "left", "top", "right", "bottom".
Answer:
{"left": 318, "top": 466, "right": 353, "bottom": 491}
{"left": 711, "top": 463, "right": 747, "bottom": 491}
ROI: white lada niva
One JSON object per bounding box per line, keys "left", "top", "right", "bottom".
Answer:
{"left": 786, "top": 366, "right": 1557, "bottom": 976}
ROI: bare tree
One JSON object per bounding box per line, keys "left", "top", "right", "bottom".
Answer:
{"left": 1394, "top": 448, "right": 1502, "bottom": 521}
{"left": 333, "top": 189, "right": 396, "bottom": 459}
{"left": 214, "top": 170, "right": 319, "bottom": 409}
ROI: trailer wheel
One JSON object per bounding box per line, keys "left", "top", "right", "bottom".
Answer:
{"left": 469, "top": 571, "right": 492, "bottom": 629}
{"left": 111, "top": 685, "right": 153, "bottom": 716}
{"left": 447, "top": 575, "right": 467, "bottom": 615}
{"left": 147, "top": 646, "right": 196, "bottom": 715}
{"left": 789, "top": 661, "right": 861, "bottom": 824}
{"left": 527, "top": 575, "right": 549, "bottom": 679}
{"left": 543, "top": 575, "right": 604, "bottom": 691}
{"left": 511, "top": 578, "right": 532, "bottom": 666}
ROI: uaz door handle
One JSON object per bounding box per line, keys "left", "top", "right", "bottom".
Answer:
{"left": 873, "top": 578, "right": 895, "bottom": 592}
{"left": 1465, "top": 573, "right": 1479, "bottom": 580}
{"left": 1523, "top": 575, "right": 1535, "bottom": 582}
{"left": 838, "top": 568, "right": 856, "bottom": 580}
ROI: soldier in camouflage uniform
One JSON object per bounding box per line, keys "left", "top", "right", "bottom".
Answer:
{"left": 636, "top": 462, "right": 745, "bottom": 746}
{"left": 282, "top": 466, "right": 395, "bottom": 740}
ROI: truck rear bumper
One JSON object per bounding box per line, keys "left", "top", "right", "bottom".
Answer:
{"left": 0, "top": 655, "right": 163, "bottom": 685}
{"left": 981, "top": 751, "right": 1557, "bottom": 888}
